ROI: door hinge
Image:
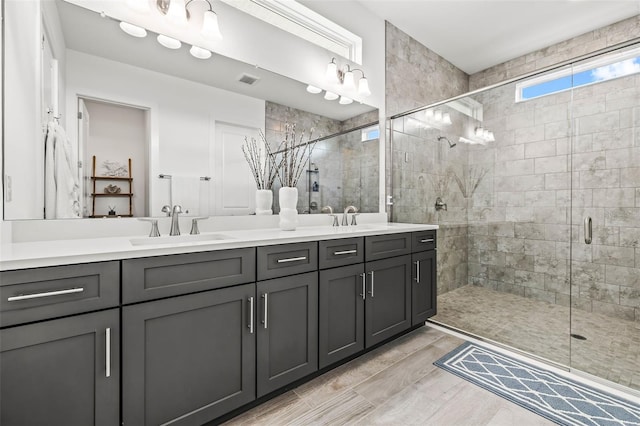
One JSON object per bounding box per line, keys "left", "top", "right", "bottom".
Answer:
{"left": 77, "top": 111, "right": 83, "bottom": 119}
{"left": 78, "top": 161, "right": 83, "bottom": 169}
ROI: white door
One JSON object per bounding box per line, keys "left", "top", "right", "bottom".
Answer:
{"left": 213, "top": 123, "right": 259, "bottom": 215}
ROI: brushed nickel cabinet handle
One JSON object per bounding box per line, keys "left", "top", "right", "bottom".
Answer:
{"left": 584, "top": 216, "right": 592, "bottom": 244}
{"left": 105, "top": 328, "right": 111, "bottom": 378}
{"left": 368, "top": 271, "right": 375, "bottom": 298}
{"left": 334, "top": 250, "right": 357, "bottom": 255}
{"left": 420, "top": 238, "right": 434, "bottom": 243}
{"left": 248, "top": 297, "right": 254, "bottom": 334}
{"left": 360, "top": 273, "right": 366, "bottom": 300}
{"left": 7, "top": 287, "right": 84, "bottom": 302}
{"left": 277, "top": 256, "right": 307, "bottom": 263}
{"left": 262, "top": 293, "right": 268, "bottom": 329}
{"left": 415, "top": 260, "right": 421, "bottom": 283}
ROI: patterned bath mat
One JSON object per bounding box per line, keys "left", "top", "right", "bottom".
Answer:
{"left": 434, "top": 342, "right": 640, "bottom": 426}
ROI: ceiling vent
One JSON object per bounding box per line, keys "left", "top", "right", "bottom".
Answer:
{"left": 238, "top": 73, "right": 260, "bottom": 86}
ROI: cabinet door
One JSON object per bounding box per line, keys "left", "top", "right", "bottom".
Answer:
{"left": 123, "top": 283, "right": 255, "bottom": 426}
{"left": 365, "top": 255, "right": 411, "bottom": 348}
{"left": 319, "top": 264, "right": 365, "bottom": 369}
{"left": 1, "top": 309, "right": 119, "bottom": 426}
{"left": 257, "top": 272, "right": 318, "bottom": 397}
{"left": 412, "top": 250, "right": 437, "bottom": 325}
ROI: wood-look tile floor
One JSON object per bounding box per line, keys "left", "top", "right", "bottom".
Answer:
{"left": 432, "top": 285, "right": 640, "bottom": 391}
{"left": 224, "top": 326, "right": 554, "bottom": 425}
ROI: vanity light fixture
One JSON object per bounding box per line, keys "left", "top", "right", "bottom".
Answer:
{"left": 424, "top": 109, "right": 452, "bottom": 127}
{"left": 306, "top": 85, "right": 322, "bottom": 94}
{"left": 119, "top": 21, "right": 148, "bottom": 38}
{"left": 157, "top": 34, "right": 182, "bottom": 49}
{"left": 154, "top": 0, "right": 223, "bottom": 39}
{"left": 189, "top": 45, "right": 212, "bottom": 59}
{"left": 474, "top": 127, "right": 495, "bottom": 142}
{"left": 324, "top": 91, "right": 339, "bottom": 101}
{"left": 324, "top": 57, "right": 371, "bottom": 98}
{"left": 338, "top": 96, "right": 353, "bottom": 105}
{"left": 164, "top": 0, "right": 188, "bottom": 26}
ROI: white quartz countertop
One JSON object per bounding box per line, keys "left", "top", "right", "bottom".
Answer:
{"left": 0, "top": 223, "right": 438, "bottom": 271}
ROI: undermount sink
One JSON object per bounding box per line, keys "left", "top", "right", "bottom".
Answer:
{"left": 130, "top": 233, "right": 233, "bottom": 246}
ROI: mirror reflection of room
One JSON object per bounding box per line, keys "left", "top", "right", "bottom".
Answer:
{"left": 2, "top": 0, "right": 379, "bottom": 220}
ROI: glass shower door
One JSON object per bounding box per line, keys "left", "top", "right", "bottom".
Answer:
{"left": 569, "top": 47, "right": 640, "bottom": 391}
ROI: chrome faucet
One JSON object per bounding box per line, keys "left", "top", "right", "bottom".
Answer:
{"left": 322, "top": 206, "right": 339, "bottom": 227}
{"left": 342, "top": 205, "right": 358, "bottom": 226}
{"left": 170, "top": 205, "right": 182, "bottom": 236}
{"left": 161, "top": 205, "right": 172, "bottom": 217}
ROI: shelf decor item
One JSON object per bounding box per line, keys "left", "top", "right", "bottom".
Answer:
{"left": 275, "top": 123, "right": 316, "bottom": 231}
{"left": 241, "top": 130, "right": 279, "bottom": 215}
{"left": 90, "top": 155, "right": 133, "bottom": 218}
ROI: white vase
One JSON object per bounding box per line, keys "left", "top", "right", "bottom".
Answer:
{"left": 278, "top": 187, "right": 298, "bottom": 231}
{"left": 255, "top": 189, "right": 273, "bottom": 215}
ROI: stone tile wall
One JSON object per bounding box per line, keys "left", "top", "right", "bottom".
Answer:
{"left": 385, "top": 22, "right": 471, "bottom": 294}
{"left": 466, "top": 70, "right": 640, "bottom": 322}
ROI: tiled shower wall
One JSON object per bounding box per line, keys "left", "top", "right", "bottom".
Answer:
{"left": 467, "top": 68, "right": 640, "bottom": 322}
{"left": 385, "top": 22, "right": 471, "bottom": 294}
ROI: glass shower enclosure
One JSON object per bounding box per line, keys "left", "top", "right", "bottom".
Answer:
{"left": 389, "top": 41, "right": 640, "bottom": 393}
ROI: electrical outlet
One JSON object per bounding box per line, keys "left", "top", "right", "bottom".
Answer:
{"left": 5, "top": 175, "right": 12, "bottom": 202}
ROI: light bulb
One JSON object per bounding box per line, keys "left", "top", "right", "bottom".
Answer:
{"left": 201, "top": 10, "right": 222, "bottom": 40}
{"left": 342, "top": 70, "right": 355, "bottom": 91}
{"left": 190, "top": 45, "right": 211, "bottom": 59}
{"left": 325, "top": 61, "right": 339, "bottom": 84}
{"left": 126, "top": 0, "right": 150, "bottom": 13}
{"left": 339, "top": 96, "right": 353, "bottom": 105}
{"left": 434, "top": 110, "right": 443, "bottom": 122}
{"left": 306, "top": 85, "right": 322, "bottom": 94}
{"left": 442, "top": 112, "right": 452, "bottom": 125}
{"left": 119, "top": 21, "right": 147, "bottom": 38}
{"left": 157, "top": 34, "right": 182, "bottom": 49}
{"left": 324, "top": 91, "right": 339, "bottom": 101}
{"left": 358, "top": 77, "right": 371, "bottom": 97}
{"left": 166, "top": 0, "right": 187, "bottom": 26}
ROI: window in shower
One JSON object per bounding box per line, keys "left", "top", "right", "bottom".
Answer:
{"left": 361, "top": 124, "right": 379, "bottom": 141}
{"left": 516, "top": 46, "right": 640, "bottom": 101}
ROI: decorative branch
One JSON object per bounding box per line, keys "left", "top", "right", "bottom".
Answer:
{"left": 428, "top": 170, "right": 453, "bottom": 196}
{"left": 275, "top": 123, "right": 316, "bottom": 188}
{"left": 241, "top": 130, "right": 280, "bottom": 190}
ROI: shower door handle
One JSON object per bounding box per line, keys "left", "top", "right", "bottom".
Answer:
{"left": 584, "top": 216, "right": 592, "bottom": 245}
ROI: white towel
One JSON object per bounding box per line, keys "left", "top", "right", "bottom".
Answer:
{"left": 44, "top": 121, "right": 81, "bottom": 219}
{"left": 171, "top": 175, "right": 201, "bottom": 216}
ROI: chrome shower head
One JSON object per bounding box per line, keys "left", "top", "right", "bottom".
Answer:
{"left": 438, "top": 136, "right": 456, "bottom": 148}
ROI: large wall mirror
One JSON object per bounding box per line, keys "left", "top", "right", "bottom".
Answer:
{"left": 2, "top": 0, "right": 379, "bottom": 220}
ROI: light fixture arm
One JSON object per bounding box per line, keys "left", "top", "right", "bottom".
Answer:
{"left": 185, "top": 0, "right": 214, "bottom": 12}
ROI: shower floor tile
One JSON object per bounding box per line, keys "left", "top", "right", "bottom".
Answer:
{"left": 432, "top": 285, "right": 640, "bottom": 392}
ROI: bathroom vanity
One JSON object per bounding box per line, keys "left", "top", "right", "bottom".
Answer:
{"left": 0, "top": 223, "right": 437, "bottom": 425}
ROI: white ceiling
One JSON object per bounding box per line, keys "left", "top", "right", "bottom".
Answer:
{"left": 356, "top": 0, "right": 640, "bottom": 74}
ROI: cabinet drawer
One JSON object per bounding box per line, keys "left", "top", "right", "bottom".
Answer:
{"left": 365, "top": 233, "right": 411, "bottom": 261}
{"left": 318, "top": 237, "right": 364, "bottom": 269}
{"left": 122, "top": 248, "right": 255, "bottom": 303}
{"left": 257, "top": 242, "right": 318, "bottom": 280}
{"left": 412, "top": 230, "right": 437, "bottom": 252}
{"left": 0, "top": 261, "right": 120, "bottom": 327}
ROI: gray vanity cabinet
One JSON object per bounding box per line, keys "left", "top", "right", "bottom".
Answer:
{"left": 319, "top": 263, "right": 365, "bottom": 369}
{"left": 256, "top": 271, "right": 318, "bottom": 397}
{"left": 364, "top": 255, "right": 412, "bottom": 347}
{"left": 122, "top": 283, "right": 256, "bottom": 426}
{"left": 412, "top": 249, "right": 437, "bottom": 325}
{"left": 0, "top": 308, "right": 120, "bottom": 426}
